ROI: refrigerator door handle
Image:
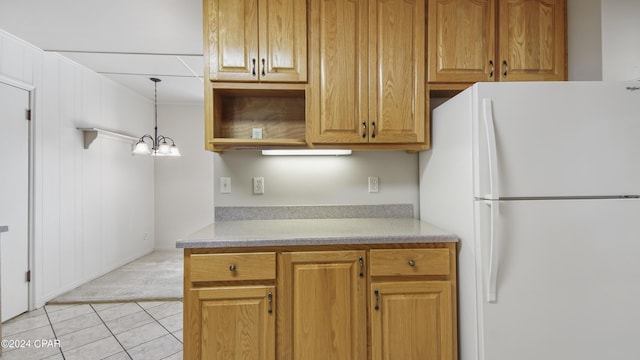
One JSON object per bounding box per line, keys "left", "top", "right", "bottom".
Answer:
{"left": 485, "top": 200, "right": 500, "bottom": 303}
{"left": 482, "top": 98, "right": 500, "bottom": 200}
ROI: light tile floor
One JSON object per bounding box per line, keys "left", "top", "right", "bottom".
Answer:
{"left": 1, "top": 301, "right": 182, "bottom": 360}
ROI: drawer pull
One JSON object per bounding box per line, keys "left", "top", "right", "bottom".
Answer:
{"left": 374, "top": 289, "right": 380, "bottom": 311}
{"left": 408, "top": 259, "right": 416, "bottom": 267}
{"left": 229, "top": 264, "right": 237, "bottom": 272}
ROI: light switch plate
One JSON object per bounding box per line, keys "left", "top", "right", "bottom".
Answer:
{"left": 220, "top": 177, "right": 231, "bottom": 193}
{"left": 368, "top": 176, "right": 379, "bottom": 193}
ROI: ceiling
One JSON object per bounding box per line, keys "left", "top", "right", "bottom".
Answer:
{"left": 0, "top": 0, "right": 204, "bottom": 104}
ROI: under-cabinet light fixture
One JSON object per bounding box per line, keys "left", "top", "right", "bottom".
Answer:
{"left": 261, "top": 149, "right": 352, "bottom": 156}
{"left": 132, "top": 78, "right": 181, "bottom": 157}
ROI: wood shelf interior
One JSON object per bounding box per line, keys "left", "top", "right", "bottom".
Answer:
{"left": 213, "top": 88, "right": 306, "bottom": 142}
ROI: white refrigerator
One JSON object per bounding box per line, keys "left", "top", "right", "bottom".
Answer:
{"left": 419, "top": 81, "right": 640, "bottom": 360}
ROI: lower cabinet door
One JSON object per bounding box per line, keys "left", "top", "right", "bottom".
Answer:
{"left": 189, "top": 286, "right": 275, "bottom": 360}
{"left": 279, "top": 251, "right": 367, "bottom": 360}
{"left": 371, "top": 281, "right": 455, "bottom": 360}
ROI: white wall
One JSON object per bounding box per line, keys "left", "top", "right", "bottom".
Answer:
{"left": 601, "top": 0, "right": 640, "bottom": 80}
{"left": 213, "top": 151, "right": 420, "bottom": 217}
{"left": 0, "top": 30, "right": 154, "bottom": 307}
{"left": 567, "top": 0, "right": 603, "bottom": 80}
{"left": 154, "top": 103, "right": 214, "bottom": 249}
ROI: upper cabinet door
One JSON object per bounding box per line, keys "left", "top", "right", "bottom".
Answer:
{"left": 497, "top": 0, "right": 566, "bottom": 81}
{"left": 208, "top": 0, "right": 259, "bottom": 81}
{"left": 206, "top": 0, "right": 307, "bottom": 82}
{"left": 259, "top": 0, "right": 308, "bottom": 82}
{"left": 308, "top": 0, "right": 369, "bottom": 143}
{"left": 369, "top": 0, "right": 426, "bottom": 143}
{"left": 428, "top": 0, "right": 496, "bottom": 83}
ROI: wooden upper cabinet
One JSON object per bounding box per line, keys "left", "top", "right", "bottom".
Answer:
{"left": 308, "top": 0, "right": 368, "bottom": 144}
{"left": 428, "top": 0, "right": 566, "bottom": 83}
{"left": 498, "top": 0, "right": 566, "bottom": 81}
{"left": 206, "top": 0, "right": 307, "bottom": 82}
{"left": 370, "top": 0, "right": 426, "bottom": 143}
{"left": 428, "top": 0, "right": 495, "bottom": 83}
{"left": 309, "top": 0, "right": 426, "bottom": 145}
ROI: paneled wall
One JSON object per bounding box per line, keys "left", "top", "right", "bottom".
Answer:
{"left": 0, "top": 30, "right": 154, "bottom": 307}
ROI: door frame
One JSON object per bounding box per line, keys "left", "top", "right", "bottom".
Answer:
{"left": 0, "top": 75, "right": 35, "bottom": 312}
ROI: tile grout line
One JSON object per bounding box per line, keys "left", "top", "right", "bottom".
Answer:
{"left": 136, "top": 302, "right": 183, "bottom": 344}
{"left": 90, "top": 304, "right": 133, "bottom": 360}
{"left": 43, "top": 304, "right": 66, "bottom": 360}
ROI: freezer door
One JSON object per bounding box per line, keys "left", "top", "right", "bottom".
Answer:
{"left": 473, "top": 81, "right": 640, "bottom": 199}
{"left": 474, "top": 198, "right": 640, "bottom": 360}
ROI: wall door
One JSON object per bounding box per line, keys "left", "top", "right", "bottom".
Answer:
{"left": 0, "top": 80, "right": 31, "bottom": 321}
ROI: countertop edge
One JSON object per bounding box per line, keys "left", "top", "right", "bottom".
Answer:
{"left": 176, "top": 235, "right": 458, "bottom": 249}
{"left": 176, "top": 218, "right": 458, "bottom": 249}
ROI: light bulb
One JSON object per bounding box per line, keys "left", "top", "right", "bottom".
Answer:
{"left": 132, "top": 141, "right": 151, "bottom": 155}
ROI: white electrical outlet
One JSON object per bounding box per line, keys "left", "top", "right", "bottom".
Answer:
{"left": 252, "top": 128, "right": 263, "bottom": 140}
{"left": 368, "top": 176, "right": 379, "bottom": 193}
{"left": 253, "top": 177, "right": 265, "bottom": 194}
{"left": 220, "top": 177, "right": 231, "bottom": 193}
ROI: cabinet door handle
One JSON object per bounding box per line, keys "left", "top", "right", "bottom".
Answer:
{"left": 251, "top": 58, "right": 256, "bottom": 77}
{"left": 229, "top": 264, "right": 237, "bottom": 272}
{"left": 362, "top": 121, "right": 367, "bottom": 138}
{"left": 267, "top": 292, "right": 273, "bottom": 314}
{"left": 374, "top": 289, "right": 380, "bottom": 311}
{"left": 489, "top": 60, "right": 494, "bottom": 78}
{"left": 261, "top": 58, "right": 266, "bottom": 77}
{"left": 359, "top": 256, "right": 364, "bottom": 277}
{"left": 502, "top": 60, "right": 508, "bottom": 78}
{"left": 371, "top": 121, "right": 376, "bottom": 139}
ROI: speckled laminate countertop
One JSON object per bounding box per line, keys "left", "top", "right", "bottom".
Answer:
{"left": 176, "top": 218, "right": 457, "bottom": 248}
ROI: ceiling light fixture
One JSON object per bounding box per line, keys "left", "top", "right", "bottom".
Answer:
{"left": 132, "top": 77, "right": 181, "bottom": 157}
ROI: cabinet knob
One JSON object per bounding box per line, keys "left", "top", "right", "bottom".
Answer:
{"left": 408, "top": 259, "right": 416, "bottom": 267}
{"left": 229, "top": 264, "right": 237, "bottom": 272}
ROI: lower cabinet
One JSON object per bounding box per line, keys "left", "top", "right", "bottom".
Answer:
{"left": 190, "top": 286, "right": 276, "bottom": 360}
{"left": 184, "top": 244, "right": 457, "bottom": 360}
{"left": 279, "top": 251, "right": 367, "bottom": 360}
{"left": 371, "top": 281, "right": 454, "bottom": 360}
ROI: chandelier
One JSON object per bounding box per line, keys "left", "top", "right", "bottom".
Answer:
{"left": 132, "top": 77, "right": 181, "bottom": 156}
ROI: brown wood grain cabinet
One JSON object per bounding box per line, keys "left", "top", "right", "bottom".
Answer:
{"left": 205, "top": 0, "right": 307, "bottom": 83}
{"left": 279, "top": 251, "right": 367, "bottom": 360}
{"left": 370, "top": 249, "right": 457, "bottom": 360}
{"left": 203, "top": 0, "right": 308, "bottom": 151}
{"left": 428, "top": 0, "right": 566, "bottom": 86}
{"left": 307, "top": 0, "right": 427, "bottom": 149}
{"left": 184, "top": 243, "right": 457, "bottom": 359}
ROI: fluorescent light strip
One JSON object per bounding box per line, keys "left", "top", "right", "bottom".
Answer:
{"left": 261, "top": 149, "right": 352, "bottom": 156}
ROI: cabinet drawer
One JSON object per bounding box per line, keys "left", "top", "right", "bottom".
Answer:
{"left": 370, "top": 249, "right": 450, "bottom": 276}
{"left": 190, "top": 252, "right": 276, "bottom": 282}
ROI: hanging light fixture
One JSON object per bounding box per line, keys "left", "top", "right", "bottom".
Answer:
{"left": 132, "top": 77, "right": 181, "bottom": 157}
